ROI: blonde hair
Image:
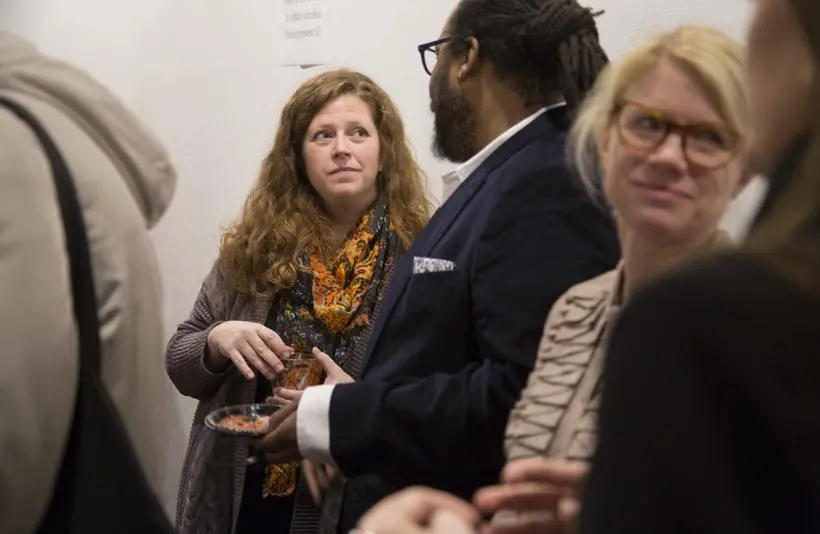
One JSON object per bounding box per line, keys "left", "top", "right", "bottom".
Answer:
{"left": 569, "top": 25, "right": 747, "bottom": 201}
{"left": 220, "top": 69, "right": 431, "bottom": 295}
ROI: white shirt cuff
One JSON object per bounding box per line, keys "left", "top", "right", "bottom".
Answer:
{"left": 296, "top": 384, "right": 337, "bottom": 467}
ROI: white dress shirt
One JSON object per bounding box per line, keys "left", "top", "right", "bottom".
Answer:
{"left": 296, "top": 103, "right": 565, "bottom": 469}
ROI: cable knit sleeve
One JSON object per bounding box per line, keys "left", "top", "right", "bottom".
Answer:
{"left": 165, "top": 260, "right": 232, "bottom": 401}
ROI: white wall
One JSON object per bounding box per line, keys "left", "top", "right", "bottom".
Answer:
{"left": 2, "top": 0, "right": 760, "bottom": 514}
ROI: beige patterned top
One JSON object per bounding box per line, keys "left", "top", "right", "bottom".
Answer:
{"left": 505, "top": 232, "right": 730, "bottom": 462}
{"left": 505, "top": 268, "right": 622, "bottom": 462}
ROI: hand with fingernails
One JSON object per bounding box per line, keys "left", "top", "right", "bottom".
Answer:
{"left": 205, "top": 321, "right": 291, "bottom": 380}
{"left": 262, "top": 346, "right": 354, "bottom": 505}
{"left": 266, "top": 347, "right": 354, "bottom": 407}
{"left": 473, "top": 457, "right": 588, "bottom": 534}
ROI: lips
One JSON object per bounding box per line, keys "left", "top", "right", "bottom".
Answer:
{"left": 632, "top": 180, "right": 692, "bottom": 200}
{"left": 331, "top": 167, "right": 359, "bottom": 174}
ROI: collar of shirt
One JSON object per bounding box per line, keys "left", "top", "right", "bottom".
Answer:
{"left": 441, "top": 102, "right": 566, "bottom": 201}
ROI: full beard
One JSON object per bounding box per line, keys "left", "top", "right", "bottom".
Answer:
{"left": 430, "top": 72, "right": 477, "bottom": 163}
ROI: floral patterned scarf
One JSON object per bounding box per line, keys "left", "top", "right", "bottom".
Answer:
{"left": 263, "top": 193, "right": 397, "bottom": 498}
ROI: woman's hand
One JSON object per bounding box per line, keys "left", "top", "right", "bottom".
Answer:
{"left": 266, "top": 347, "right": 354, "bottom": 407}
{"left": 473, "top": 458, "right": 588, "bottom": 534}
{"left": 356, "top": 487, "right": 479, "bottom": 534}
{"left": 205, "top": 320, "right": 291, "bottom": 380}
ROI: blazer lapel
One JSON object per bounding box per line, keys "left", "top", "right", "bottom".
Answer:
{"left": 363, "top": 248, "right": 411, "bottom": 359}
{"left": 364, "top": 167, "right": 491, "bottom": 360}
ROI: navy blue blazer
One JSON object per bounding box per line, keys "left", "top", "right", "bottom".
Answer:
{"left": 330, "top": 111, "right": 620, "bottom": 528}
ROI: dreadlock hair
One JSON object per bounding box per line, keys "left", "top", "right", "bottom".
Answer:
{"left": 448, "top": 0, "right": 608, "bottom": 114}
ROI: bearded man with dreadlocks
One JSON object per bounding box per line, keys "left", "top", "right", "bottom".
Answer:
{"left": 254, "top": 1, "right": 620, "bottom": 531}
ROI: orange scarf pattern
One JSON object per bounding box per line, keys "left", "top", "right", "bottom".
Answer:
{"left": 263, "top": 207, "right": 388, "bottom": 498}
{"left": 310, "top": 210, "right": 384, "bottom": 334}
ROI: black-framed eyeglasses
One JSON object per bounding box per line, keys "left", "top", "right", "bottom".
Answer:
{"left": 613, "top": 100, "right": 741, "bottom": 169}
{"left": 417, "top": 37, "right": 453, "bottom": 76}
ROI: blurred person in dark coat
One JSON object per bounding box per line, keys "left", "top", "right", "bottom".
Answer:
{"left": 577, "top": 0, "right": 820, "bottom": 531}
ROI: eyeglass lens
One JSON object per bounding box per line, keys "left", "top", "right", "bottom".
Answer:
{"left": 423, "top": 48, "right": 438, "bottom": 75}
{"left": 617, "top": 103, "right": 736, "bottom": 168}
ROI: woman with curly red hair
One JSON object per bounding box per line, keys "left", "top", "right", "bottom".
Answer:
{"left": 166, "top": 68, "right": 430, "bottom": 534}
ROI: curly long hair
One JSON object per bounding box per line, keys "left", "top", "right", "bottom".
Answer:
{"left": 220, "top": 69, "right": 431, "bottom": 295}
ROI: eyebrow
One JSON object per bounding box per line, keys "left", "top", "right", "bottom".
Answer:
{"left": 310, "top": 120, "right": 370, "bottom": 131}
{"left": 631, "top": 104, "right": 726, "bottom": 128}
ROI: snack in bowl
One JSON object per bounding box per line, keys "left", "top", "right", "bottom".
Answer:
{"left": 219, "top": 413, "right": 270, "bottom": 433}
{"left": 204, "top": 403, "right": 279, "bottom": 437}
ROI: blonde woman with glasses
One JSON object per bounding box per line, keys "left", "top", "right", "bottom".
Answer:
{"left": 504, "top": 23, "right": 749, "bottom": 463}
{"left": 479, "top": 25, "right": 751, "bottom": 532}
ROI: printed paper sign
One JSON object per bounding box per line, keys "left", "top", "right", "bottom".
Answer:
{"left": 279, "top": 0, "right": 327, "bottom": 66}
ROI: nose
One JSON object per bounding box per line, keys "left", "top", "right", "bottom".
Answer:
{"left": 332, "top": 134, "right": 352, "bottom": 157}
{"left": 647, "top": 132, "right": 687, "bottom": 171}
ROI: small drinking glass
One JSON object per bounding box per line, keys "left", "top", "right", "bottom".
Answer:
{"left": 276, "top": 351, "right": 324, "bottom": 391}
